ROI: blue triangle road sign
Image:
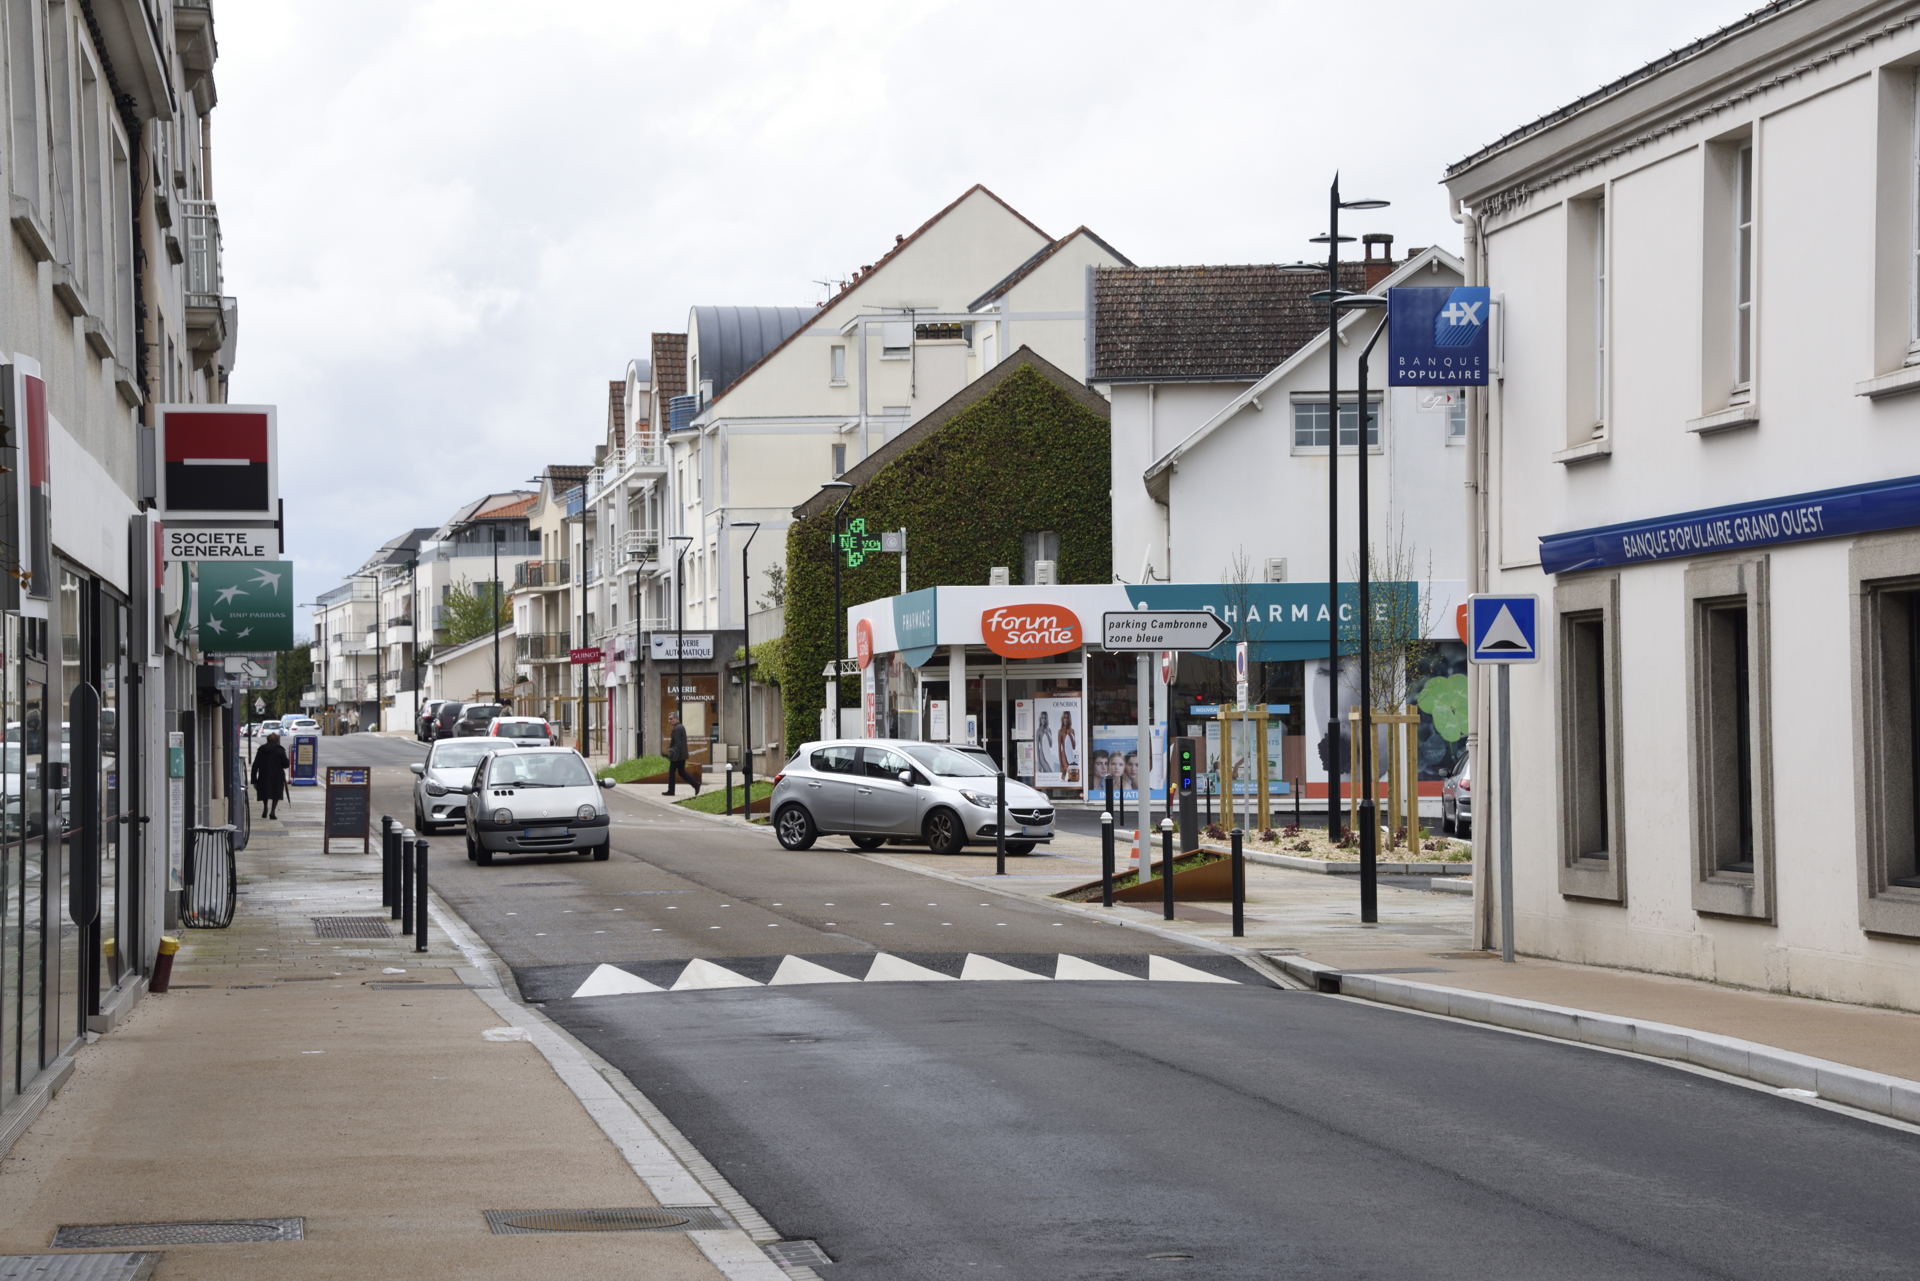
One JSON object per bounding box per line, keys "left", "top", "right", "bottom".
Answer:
{"left": 1467, "top": 594, "right": 1540, "bottom": 665}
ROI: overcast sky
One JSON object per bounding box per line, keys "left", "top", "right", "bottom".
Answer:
{"left": 212, "top": 0, "right": 1755, "bottom": 629}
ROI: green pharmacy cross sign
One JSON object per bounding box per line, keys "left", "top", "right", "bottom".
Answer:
{"left": 838, "top": 516, "right": 883, "bottom": 569}
{"left": 196, "top": 560, "right": 295, "bottom": 652}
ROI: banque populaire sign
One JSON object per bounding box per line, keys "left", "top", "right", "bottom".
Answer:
{"left": 1539, "top": 474, "right": 1920, "bottom": 574}
{"left": 981, "top": 605, "right": 1082, "bottom": 658}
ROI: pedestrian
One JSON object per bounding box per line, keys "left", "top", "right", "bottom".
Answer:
{"left": 666, "top": 712, "right": 699, "bottom": 796}
{"left": 252, "top": 731, "right": 290, "bottom": 819}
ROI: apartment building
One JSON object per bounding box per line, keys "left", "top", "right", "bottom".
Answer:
{"left": 511, "top": 464, "right": 587, "bottom": 733}
{"left": 1446, "top": 0, "right": 1920, "bottom": 1007}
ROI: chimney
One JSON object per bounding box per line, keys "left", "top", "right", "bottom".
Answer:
{"left": 1363, "top": 233, "right": 1395, "bottom": 290}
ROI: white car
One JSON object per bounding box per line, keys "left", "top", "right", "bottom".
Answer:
{"left": 485, "top": 715, "right": 557, "bottom": 746}
{"left": 283, "top": 717, "right": 320, "bottom": 736}
{"left": 409, "top": 737, "right": 500, "bottom": 833}
{"left": 453, "top": 745, "right": 615, "bottom": 866}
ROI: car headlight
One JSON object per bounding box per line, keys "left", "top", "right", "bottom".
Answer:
{"left": 491, "top": 808, "right": 513, "bottom": 825}
{"left": 576, "top": 804, "right": 597, "bottom": 821}
{"left": 958, "top": 790, "right": 997, "bottom": 809}
{"left": 424, "top": 781, "right": 447, "bottom": 797}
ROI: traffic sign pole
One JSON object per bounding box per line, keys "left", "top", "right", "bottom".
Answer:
{"left": 1465, "top": 594, "right": 1538, "bottom": 964}
{"left": 1498, "top": 663, "right": 1515, "bottom": 963}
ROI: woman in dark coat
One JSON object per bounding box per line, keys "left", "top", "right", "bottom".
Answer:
{"left": 252, "top": 732, "right": 291, "bottom": 818}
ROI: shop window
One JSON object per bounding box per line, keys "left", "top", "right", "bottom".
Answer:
{"left": 1554, "top": 573, "right": 1625, "bottom": 902}
{"left": 1850, "top": 533, "right": 1920, "bottom": 938}
{"left": 1685, "top": 555, "right": 1773, "bottom": 921}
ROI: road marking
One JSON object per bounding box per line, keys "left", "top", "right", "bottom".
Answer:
{"left": 1055, "top": 955, "right": 1140, "bottom": 981}
{"left": 959, "top": 955, "right": 1046, "bottom": 981}
{"left": 672, "top": 959, "right": 763, "bottom": 991}
{"left": 864, "top": 954, "right": 955, "bottom": 983}
{"left": 1149, "top": 955, "right": 1239, "bottom": 984}
{"left": 573, "top": 964, "right": 664, "bottom": 997}
{"left": 769, "top": 955, "right": 860, "bottom": 986}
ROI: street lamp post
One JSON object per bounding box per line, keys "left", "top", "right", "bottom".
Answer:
{"left": 1355, "top": 315, "right": 1388, "bottom": 924}
{"left": 730, "top": 521, "right": 760, "bottom": 815}
{"left": 820, "top": 481, "right": 854, "bottom": 735}
{"left": 1283, "top": 175, "right": 1387, "bottom": 921}
{"left": 491, "top": 525, "right": 503, "bottom": 705}
{"left": 670, "top": 534, "right": 694, "bottom": 765}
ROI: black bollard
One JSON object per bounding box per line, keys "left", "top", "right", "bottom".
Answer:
{"left": 995, "top": 769, "right": 1006, "bottom": 877}
{"left": 1101, "top": 809, "right": 1114, "bottom": 908}
{"left": 1206, "top": 776, "right": 1213, "bottom": 828}
{"left": 415, "top": 839, "right": 429, "bottom": 952}
{"left": 1105, "top": 776, "right": 1115, "bottom": 841}
{"left": 1231, "top": 827, "right": 1245, "bottom": 938}
{"left": 401, "top": 830, "right": 415, "bottom": 929}
{"left": 726, "top": 764, "right": 734, "bottom": 817}
{"left": 381, "top": 816, "right": 394, "bottom": 908}
{"left": 1161, "top": 818, "right": 1175, "bottom": 921}
{"left": 1294, "top": 778, "right": 1301, "bottom": 830}
{"left": 388, "top": 823, "right": 403, "bottom": 921}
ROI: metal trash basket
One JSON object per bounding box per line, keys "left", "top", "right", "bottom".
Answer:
{"left": 182, "top": 825, "right": 238, "bottom": 929}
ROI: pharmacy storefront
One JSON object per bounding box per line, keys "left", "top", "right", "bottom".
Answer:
{"left": 845, "top": 581, "right": 1467, "bottom": 808}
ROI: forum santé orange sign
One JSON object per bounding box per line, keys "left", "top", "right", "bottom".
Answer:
{"left": 980, "top": 605, "right": 1082, "bottom": 658}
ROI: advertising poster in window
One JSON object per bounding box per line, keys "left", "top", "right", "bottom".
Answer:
{"left": 1032, "top": 696, "right": 1081, "bottom": 790}
{"left": 1091, "top": 726, "right": 1142, "bottom": 803}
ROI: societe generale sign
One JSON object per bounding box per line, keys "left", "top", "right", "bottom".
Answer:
{"left": 981, "top": 605, "right": 1082, "bottom": 659}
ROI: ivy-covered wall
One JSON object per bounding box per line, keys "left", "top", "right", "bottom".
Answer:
{"left": 781, "top": 359, "right": 1112, "bottom": 755}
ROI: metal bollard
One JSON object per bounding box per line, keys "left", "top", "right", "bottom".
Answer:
{"left": 1231, "top": 827, "right": 1245, "bottom": 938}
{"left": 726, "top": 763, "right": 734, "bottom": 817}
{"left": 1294, "top": 778, "right": 1301, "bottom": 830}
{"left": 995, "top": 769, "right": 1007, "bottom": 877}
{"left": 381, "top": 816, "right": 394, "bottom": 908}
{"left": 388, "top": 825, "right": 403, "bottom": 922}
{"left": 401, "top": 829, "right": 415, "bottom": 930}
{"left": 1100, "top": 810, "right": 1114, "bottom": 908}
{"left": 1160, "top": 817, "right": 1175, "bottom": 921}
{"left": 415, "top": 839, "right": 429, "bottom": 952}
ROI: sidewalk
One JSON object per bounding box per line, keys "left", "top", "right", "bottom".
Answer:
{"left": 0, "top": 788, "right": 792, "bottom": 1279}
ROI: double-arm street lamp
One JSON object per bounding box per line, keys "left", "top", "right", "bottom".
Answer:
{"left": 730, "top": 521, "right": 761, "bottom": 812}
{"left": 1280, "top": 174, "right": 1389, "bottom": 923}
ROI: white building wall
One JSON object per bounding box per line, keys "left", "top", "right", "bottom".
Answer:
{"left": 1455, "top": 18, "right": 1920, "bottom": 1008}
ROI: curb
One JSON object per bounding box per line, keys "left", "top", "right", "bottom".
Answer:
{"left": 1199, "top": 841, "right": 1472, "bottom": 877}
{"left": 1275, "top": 958, "right": 1920, "bottom": 1127}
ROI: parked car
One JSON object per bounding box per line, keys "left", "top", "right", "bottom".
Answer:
{"left": 769, "top": 739, "right": 1054, "bottom": 856}
{"left": 487, "top": 716, "right": 556, "bottom": 746}
{"left": 431, "top": 701, "right": 467, "bottom": 740}
{"left": 417, "top": 699, "right": 453, "bottom": 742}
{"left": 452, "top": 702, "right": 506, "bottom": 737}
{"left": 455, "top": 745, "right": 615, "bottom": 865}
{"left": 283, "top": 717, "right": 320, "bottom": 737}
{"left": 1441, "top": 753, "right": 1472, "bottom": 836}
{"left": 408, "top": 737, "right": 502, "bottom": 833}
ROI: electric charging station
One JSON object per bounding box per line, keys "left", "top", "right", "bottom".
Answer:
{"left": 1174, "top": 736, "right": 1199, "bottom": 849}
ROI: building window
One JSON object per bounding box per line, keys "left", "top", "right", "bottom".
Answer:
{"left": 831, "top": 443, "right": 846, "bottom": 477}
{"left": 1265, "top": 558, "right": 1287, "bottom": 584}
{"left": 830, "top": 345, "right": 846, "bottom": 384}
{"left": 880, "top": 320, "right": 911, "bottom": 359}
{"left": 1849, "top": 533, "right": 1920, "bottom": 938}
{"left": 1685, "top": 554, "right": 1773, "bottom": 920}
{"left": 1554, "top": 573, "right": 1625, "bottom": 902}
{"left": 1448, "top": 398, "right": 1466, "bottom": 441}
{"left": 1733, "top": 142, "right": 1755, "bottom": 398}
{"left": 1290, "top": 397, "right": 1380, "bottom": 451}
{"left": 1912, "top": 70, "right": 1920, "bottom": 361}
{"left": 1565, "top": 192, "right": 1606, "bottom": 446}
{"left": 1023, "top": 531, "right": 1059, "bottom": 585}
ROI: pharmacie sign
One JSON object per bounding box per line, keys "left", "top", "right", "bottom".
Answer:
{"left": 1537, "top": 475, "right": 1920, "bottom": 574}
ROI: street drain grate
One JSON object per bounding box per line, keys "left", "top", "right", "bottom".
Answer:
{"left": 484, "top": 1207, "right": 731, "bottom": 1235}
{"left": 507, "top": 881, "right": 577, "bottom": 888}
{"left": 764, "top": 1239, "right": 834, "bottom": 1267}
{"left": 311, "top": 916, "right": 393, "bottom": 939}
{"left": 0, "top": 1255, "right": 161, "bottom": 1280}
{"left": 52, "top": 1219, "right": 304, "bottom": 1248}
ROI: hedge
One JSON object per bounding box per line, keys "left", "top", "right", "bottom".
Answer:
{"left": 781, "top": 360, "right": 1111, "bottom": 755}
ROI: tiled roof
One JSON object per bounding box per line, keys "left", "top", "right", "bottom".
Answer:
{"left": 470, "top": 490, "right": 536, "bottom": 519}
{"left": 546, "top": 464, "right": 590, "bottom": 484}
{"left": 652, "top": 333, "right": 687, "bottom": 402}
{"left": 969, "top": 226, "right": 1133, "bottom": 311}
{"left": 607, "top": 380, "right": 625, "bottom": 449}
{"left": 1091, "top": 262, "right": 1370, "bottom": 383}
{"left": 708, "top": 184, "right": 1050, "bottom": 413}
{"left": 489, "top": 494, "right": 537, "bottom": 520}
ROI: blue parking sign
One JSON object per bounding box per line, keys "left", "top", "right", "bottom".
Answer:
{"left": 1467, "top": 595, "right": 1539, "bottom": 664}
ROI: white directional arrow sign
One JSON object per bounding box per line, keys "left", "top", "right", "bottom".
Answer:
{"left": 1102, "top": 611, "right": 1234, "bottom": 651}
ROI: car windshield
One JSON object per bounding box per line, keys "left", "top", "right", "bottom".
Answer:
{"left": 902, "top": 744, "right": 998, "bottom": 778}
{"left": 496, "top": 723, "right": 547, "bottom": 738}
{"left": 489, "top": 752, "right": 593, "bottom": 788}
{"left": 465, "top": 706, "right": 501, "bottom": 720}
{"left": 431, "top": 741, "right": 495, "bottom": 770}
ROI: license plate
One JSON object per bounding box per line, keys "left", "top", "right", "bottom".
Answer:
{"left": 1022, "top": 825, "right": 1048, "bottom": 837}
{"left": 524, "top": 826, "right": 569, "bottom": 838}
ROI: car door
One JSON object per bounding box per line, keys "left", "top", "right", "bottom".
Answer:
{"left": 804, "top": 746, "right": 860, "bottom": 832}
{"left": 855, "top": 746, "right": 919, "bottom": 835}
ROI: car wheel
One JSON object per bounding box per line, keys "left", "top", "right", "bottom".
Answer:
{"left": 850, "top": 834, "right": 886, "bottom": 851}
{"left": 1441, "top": 806, "right": 1454, "bottom": 836}
{"left": 923, "top": 808, "right": 967, "bottom": 856}
{"left": 465, "top": 832, "right": 478, "bottom": 862}
{"left": 1005, "top": 840, "right": 1035, "bottom": 856}
{"left": 592, "top": 842, "right": 610, "bottom": 862}
{"left": 476, "top": 845, "right": 493, "bottom": 866}
{"left": 774, "top": 804, "right": 816, "bottom": 851}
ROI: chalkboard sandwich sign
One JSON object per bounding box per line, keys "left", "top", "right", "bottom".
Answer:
{"left": 324, "top": 766, "right": 371, "bottom": 854}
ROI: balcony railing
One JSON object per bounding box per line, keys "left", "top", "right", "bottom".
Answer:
{"left": 620, "top": 529, "right": 659, "bottom": 562}
{"left": 515, "top": 632, "right": 570, "bottom": 661}
{"left": 181, "top": 199, "right": 222, "bottom": 307}
{"left": 668, "top": 394, "right": 698, "bottom": 433}
{"left": 512, "top": 559, "right": 569, "bottom": 588}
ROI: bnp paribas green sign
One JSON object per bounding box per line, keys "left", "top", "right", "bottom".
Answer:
{"left": 197, "top": 560, "right": 294, "bottom": 651}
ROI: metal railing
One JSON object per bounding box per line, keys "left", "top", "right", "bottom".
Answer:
{"left": 181, "top": 199, "right": 221, "bottom": 308}
{"left": 512, "top": 559, "right": 567, "bottom": 588}
{"left": 620, "top": 529, "right": 659, "bottom": 561}
{"left": 515, "top": 632, "right": 570, "bottom": 660}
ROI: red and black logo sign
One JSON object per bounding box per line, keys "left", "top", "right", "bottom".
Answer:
{"left": 163, "top": 411, "right": 270, "bottom": 513}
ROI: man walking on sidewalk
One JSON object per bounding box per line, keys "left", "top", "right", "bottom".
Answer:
{"left": 666, "top": 712, "right": 699, "bottom": 796}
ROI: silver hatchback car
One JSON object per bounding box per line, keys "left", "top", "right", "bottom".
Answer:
{"left": 770, "top": 739, "right": 1055, "bottom": 855}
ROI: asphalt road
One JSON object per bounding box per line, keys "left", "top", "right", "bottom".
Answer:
{"left": 321, "top": 734, "right": 1920, "bottom": 1280}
